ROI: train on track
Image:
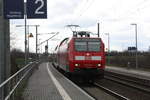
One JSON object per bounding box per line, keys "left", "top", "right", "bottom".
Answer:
{"left": 52, "top": 31, "right": 105, "bottom": 82}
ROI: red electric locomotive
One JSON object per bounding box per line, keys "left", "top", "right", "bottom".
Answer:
{"left": 56, "top": 31, "right": 105, "bottom": 81}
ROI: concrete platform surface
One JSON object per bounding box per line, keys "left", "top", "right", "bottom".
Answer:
{"left": 22, "top": 62, "right": 95, "bottom": 100}
{"left": 106, "top": 66, "right": 150, "bottom": 80}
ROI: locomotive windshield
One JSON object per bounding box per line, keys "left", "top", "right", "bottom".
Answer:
{"left": 75, "top": 41, "right": 87, "bottom": 51}
{"left": 75, "top": 38, "right": 101, "bottom": 52}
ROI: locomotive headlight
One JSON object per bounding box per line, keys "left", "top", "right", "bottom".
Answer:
{"left": 75, "top": 64, "right": 79, "bottom": 67}
{"left": 97, "top": 64, "right": 101, "bottom": 66}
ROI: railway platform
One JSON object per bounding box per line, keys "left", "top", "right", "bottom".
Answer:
{"left": 105, "top": 66, "right": 150, "bottom": 80}
{"left": 22, "top": 62, "right": 95, "bottom": 100}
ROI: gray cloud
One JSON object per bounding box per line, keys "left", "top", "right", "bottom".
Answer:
{"left": 10, "top": 0, "right": 150, "bottom": 52}
{"left": 47, "top": 0, "right": 80, "bottom": 19}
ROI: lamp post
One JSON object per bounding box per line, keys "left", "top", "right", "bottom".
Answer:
{"left": 27, "top": 27, "right": 29, "bottom": 61}
{"left": 28, "top": 33, "right": 34, "bottom": 60}
{"left": 16, "top": 25, "right": 29, "bottom": 64}
{"left": 38, "top": 39, "right": 42, "bottom": 54}
{"left": 131, "top": 23, "right": 138, "bottom": 69}
{"left": 16, "top": 25, "right": 40, "bottom": 60}
{"left": 105, "top": 33, "right": 110, "bottom": 64}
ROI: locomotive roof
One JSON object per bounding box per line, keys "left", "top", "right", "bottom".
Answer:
{"left": 72, "top": 37, "right": 101, "bottom": 39}
{"left": 58, "top": 36, "right": 102, "bottom": 47}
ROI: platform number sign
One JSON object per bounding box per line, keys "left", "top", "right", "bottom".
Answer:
{"left": 27, "top": 0, "right": 47, "bottom": 19}
{"left": 3, "top": 0, "right": 24, "bottom": 19}
{"left": 35, "top": 0, "right": 44, "bottom": 14}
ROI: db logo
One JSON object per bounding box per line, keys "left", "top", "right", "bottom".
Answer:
{"left": 85, "top": 56, "right": 91, "bottom": 60}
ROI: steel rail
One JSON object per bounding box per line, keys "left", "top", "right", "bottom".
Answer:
{"left": 52, "top": 62, "right": 129, "bottom": 100}
{"left": 105, "top": 70, "right": 150, "bottom": 86}
{"left": 105, "top": 72, "right": 150, "bottom": 86}
{"left": 104, "top": 70, "right": 150, "bottom": 93}
{"left": 94, "top": 83, "right": 130, "bottom": 100}
{"left": 105, "top": 75, "right": 150, "bottom": 94}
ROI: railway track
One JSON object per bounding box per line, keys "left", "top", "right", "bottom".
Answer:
{"left": 52, "top": 63, "right": 129, "bottom": 100}
{"left": 105, "top": 71, "right": 150, "bottom": 94}
{"left": 76, "top": 71, "right": 150, "bottom": 100}
{"left": 94, "top": 83, "right": 129, "bottom": 100}
{"left": 93, "top": 71, "right": 150, "bottom": 100}
{"left": 52, "top": 63, "right": 150, "bottom": 100}
{"left": 79, "top": 82, "right": 129, "bottom": 100}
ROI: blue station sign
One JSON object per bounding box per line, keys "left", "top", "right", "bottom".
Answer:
{"left": 3, "top": 0, "right": 24, "bottom": 19}
{"left": 27, "top": 0, "right": 47, "bottom": 19}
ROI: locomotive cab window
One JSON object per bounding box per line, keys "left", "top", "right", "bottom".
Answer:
{"left": 88, "top": 41, "right": 100, "bottom": 52}
{"left": 75, "top": 41, "right": 87, "bottom": 51}
{"left": 74, "top": 38, "right": 101, "bottom": 52}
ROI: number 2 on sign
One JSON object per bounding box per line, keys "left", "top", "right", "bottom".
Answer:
{"left": 35, "top": 0, "right": 44, "bottom": 14}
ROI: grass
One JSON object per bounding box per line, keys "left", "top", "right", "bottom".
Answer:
{"left": 16, "top": 58, "right": 34, "bottom": 69}
{"left": 16, "top": 58, "right": 25, "bottom": 68}
{"left": 15, "top": 80, "right": 28, "bottom": 100}
{"left": 14, "top": 67, "right": 35, "bottom": 100}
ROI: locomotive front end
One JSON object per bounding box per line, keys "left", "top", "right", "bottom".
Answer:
{"left": 69, "top": 37, "right": 105, "bottom": 78}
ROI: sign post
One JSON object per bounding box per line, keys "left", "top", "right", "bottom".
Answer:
{"left": 0, "top": 0, "right": 11, "bottom": 99}
{"left": 0, "top": 0, "right": 1, "bottom": 19}
{"left": 0, "top": 1, "right": 4, "bottom": 98}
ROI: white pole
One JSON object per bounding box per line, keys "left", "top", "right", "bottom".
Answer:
{"left": 131, "top": 23, "right": 138, "bottom": 69}
{"left": 105, "top": 33, "right": 110, "bottom": 64}
{"left": 24, "top": 2, "right": 27, "bottom": 64}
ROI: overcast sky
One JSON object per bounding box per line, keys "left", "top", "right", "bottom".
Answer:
{"left": 10, "top": 0, "right": 150, "bottom": 53}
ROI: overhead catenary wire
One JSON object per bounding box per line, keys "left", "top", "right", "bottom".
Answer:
{"left": 78, "top": 0, "right": 95, "bottom": 17}
{"left": 71, "top": 0, "right": 95, "bottom": 25}
{"left": 38, "top": 32, "right": 59, "bottom": 46}
{"left": 67, "top": 0, "right": 90, "bottom": 25}
{"left": 117, "top": 0, "right": 150, "bottom": 19}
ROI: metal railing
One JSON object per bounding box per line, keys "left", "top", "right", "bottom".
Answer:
{"left": 0, "top": 61, "right": 39, "bottom": 100}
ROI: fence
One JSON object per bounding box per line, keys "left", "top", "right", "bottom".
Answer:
{"left": 0, "top": 61, "right": 39, "bottom": 100}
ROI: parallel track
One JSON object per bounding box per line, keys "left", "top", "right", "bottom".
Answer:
{"left": 52, "top": 63, "right": 150, "bottom": 100}
{"left": 53, "top": 63, "right": 129, "bottom": 100}
{"left": 94, "top": 83, "right": 129, "bottom": 100}
{"left": 105, "top": 71, "right": 150, "bottom": 94}
{"left": 79, "top": 82, "right": 129, "bottom": 100}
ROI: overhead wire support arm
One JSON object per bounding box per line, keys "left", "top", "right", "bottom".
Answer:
{"left": 37, "top": 32, "right": 56, "bottom": 35}
{"left": 38, "top": 32, "right": 59, "bottom": 46}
